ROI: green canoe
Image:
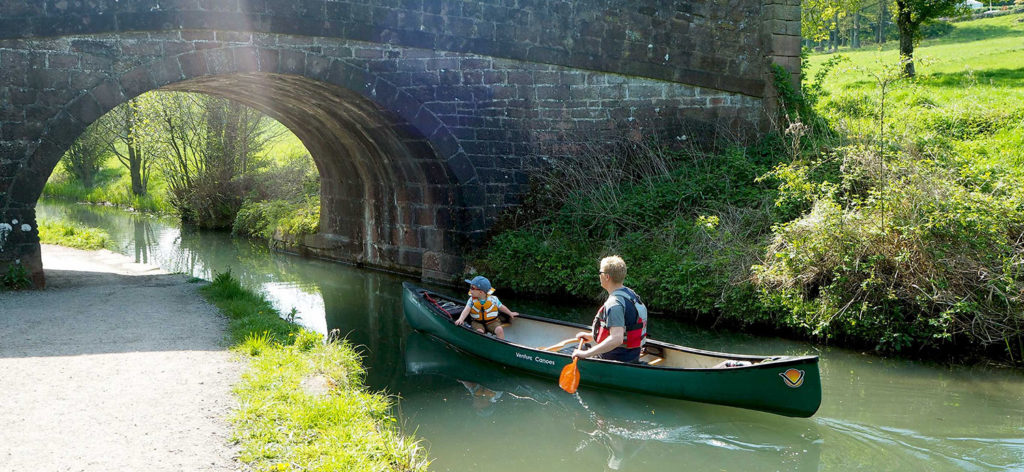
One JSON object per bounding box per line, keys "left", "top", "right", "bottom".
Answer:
{"left": 402, "top": 282, "right": 822, "bottom": 418}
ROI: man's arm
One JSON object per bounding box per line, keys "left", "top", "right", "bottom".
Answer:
{"left": 573, "top": 326, "right": 624, "bottom": 359}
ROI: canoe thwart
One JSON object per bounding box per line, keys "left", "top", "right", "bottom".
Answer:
{"left": 541, "top": 338, "right": 580, "bottom": 352}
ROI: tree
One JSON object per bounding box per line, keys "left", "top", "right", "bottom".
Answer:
{"left": 61, "top": 122, "right": 109, "bottom": 187}
{"left": 150, "top": 92, "right": 279, "bottom": 228}
{"left": 96, "top": 97, "right": 158, "bottom": 196}
{"left": 846, "top": 0, "right": 872, "bottom": 49}
{"left": 893, "top": 0, "right": 963, "bottom": 76}
{"left": 803, "top": 0, "right": 846, "bottom": 49}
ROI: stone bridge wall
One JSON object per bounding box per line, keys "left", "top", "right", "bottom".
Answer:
{"left": 0, "top": 0, "right": 800, "bottom": 285}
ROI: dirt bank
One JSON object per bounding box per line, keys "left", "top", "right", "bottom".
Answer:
{"left": 0, "top": 245, "right": 241, "bottom": 471}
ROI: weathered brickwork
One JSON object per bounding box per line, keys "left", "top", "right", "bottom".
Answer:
{"left": 0, "top": 0, "right": 800, "bottom": 285}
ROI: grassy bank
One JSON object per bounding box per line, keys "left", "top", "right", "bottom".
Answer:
{"left": 199, "top": 272, "right": 430, "bottom": 472}
{"left": 472, "top": 13, "right": 1024, "bottom": 364}
{"left": 43, "top": 158, "right": 173, "bottom": 214}
{"left": 37, "top": 219, "right": 111, "bottom": 250}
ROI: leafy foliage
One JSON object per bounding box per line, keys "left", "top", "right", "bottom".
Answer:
{"left": 233, "top": 196, "right": 320, "bottom": 241}
{"left": 60, "top": 121, "right": 109, "bottom": 188}
{"left": 1, "top": 261, "right": 31, "bottom": 291}
{"left": 474, "top": 137, "right": 787, "bottom": 325}
{"left": 763, "top": 15, "right": 1024, "bottom": 361}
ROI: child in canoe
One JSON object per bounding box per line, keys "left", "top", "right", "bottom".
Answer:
{"left": 453, "top": 275, "right": 518, "bottom": 340}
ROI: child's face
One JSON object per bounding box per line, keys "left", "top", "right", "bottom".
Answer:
{"left": 468, "top": 286, "right": 486, "bottom": 298}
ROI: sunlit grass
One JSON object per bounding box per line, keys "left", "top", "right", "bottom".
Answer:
{"left": 804, "top": 12, "right": 1024, "bottom": 175}
{"left": 37, "top": 219, "right": 111, "bottom": 250}
{"left": 43, "top": 155, "right": 174, "bottom": 213}
{"left": 199, "top": 272, "right": 430, "bottom": 472}
{"left": 261, "top": 121, "right": 311, "bottom": 165}
{"left": 805, "top": 13, "right": 1024, "bottom": 81}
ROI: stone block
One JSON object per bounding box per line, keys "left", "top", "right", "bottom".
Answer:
{"left": 771, "top": 34, "right": 801, "bottom": 56}
{"left": 178, "top": 52, "right": 210, "bottom": 77}
{"left": 90, "top": 78, "right": 126, "bottom": 110}
{"left": 304, "top": 53, "right": 332, "bottom": 78}
{"left": 10, "top": 88, "right": 38, "bottom": 106}
{"left": 68, "top": 93, "right": 103, "bottom": 124}
{"left": 277, "top": 48, "right": 306, "bottom": 75}
{"left": 256, "top": 48, "right": 280, "bottom": 73}
{"left": 120, "top": 67, "right": 155, "bottom": 99}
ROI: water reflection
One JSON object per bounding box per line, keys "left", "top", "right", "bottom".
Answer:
{"left": 36, "top": 200, "right": 1024, "bottom": 472}
{"left": 400, "top": 332, "right": 823, "bottom": 472}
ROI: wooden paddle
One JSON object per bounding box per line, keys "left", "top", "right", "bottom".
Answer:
{"left": 559, "top": 339, "right": 586, "bottom": 394}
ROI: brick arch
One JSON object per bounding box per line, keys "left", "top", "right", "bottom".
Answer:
{"left": 9, "top": 44, "right": 473, "bottom": 284}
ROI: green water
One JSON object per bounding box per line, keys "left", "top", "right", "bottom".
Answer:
{"left": 37, "top": 200, "right": 1024, "bottom": 471}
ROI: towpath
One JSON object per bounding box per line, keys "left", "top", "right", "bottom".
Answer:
{"left": 0, "top": 245, "right": 241, "bottom": 471}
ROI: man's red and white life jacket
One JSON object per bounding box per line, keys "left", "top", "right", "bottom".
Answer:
{"left": 592, "top": 287, "right": 647, "bottom": 349}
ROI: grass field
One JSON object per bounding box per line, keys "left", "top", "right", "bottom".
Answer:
{"left": 805, "top": 13, "right": 1024, "bottom": 172}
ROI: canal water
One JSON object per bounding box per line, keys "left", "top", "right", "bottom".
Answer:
{"left": 37, "top": 200, "right": 1024, "bottom": 471}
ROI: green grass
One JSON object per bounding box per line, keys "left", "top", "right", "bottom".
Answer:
{"left": 756, "top": 12, "right": 1024, "bottom": 359}
{"left": 806, "top": 12, "right": 1024, "bottom": 173}
{"left": 261, "top": 121, "right": 311, "bottom": 165}
{"left": 37, "top": 219, "right": 111, "bottom": 250}
{"left": 199, "top": 272, "right": 430, "bottom": 472}
{"left": 44, "top": 155, "right": 174, "bottom": 213}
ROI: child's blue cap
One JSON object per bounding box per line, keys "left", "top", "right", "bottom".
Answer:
{"left": 464, "top": 275, "right": 492, "bottom": 293}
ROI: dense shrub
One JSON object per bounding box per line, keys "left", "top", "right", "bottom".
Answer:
{"left": 757, "top": 138, "right": 1024, "bottom": 355}
{"left": 233, "top": 196, "right": 320, "bottom": 240}
{"left": 473, "top": 137, "right": 787, "bottom": 325}
{"left": 920, "top": 20, "right": 956, "bottom": 39}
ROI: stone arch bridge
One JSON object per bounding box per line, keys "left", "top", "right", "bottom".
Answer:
{"left": 0, "top": 0, "right": 800, "bottom": 286}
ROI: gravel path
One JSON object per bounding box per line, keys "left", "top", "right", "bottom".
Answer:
{"left": 0, "top": 245, "right": 242, "bottom": 472}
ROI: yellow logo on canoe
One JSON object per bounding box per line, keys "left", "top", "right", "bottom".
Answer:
{"left": 780, "top": 368, "right": 805, "bottom": 388}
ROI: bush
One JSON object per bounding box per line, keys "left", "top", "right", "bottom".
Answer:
{"left": 474, "top": 136, "right": 787, "bottom": 325}
{"left": 920, "top": 20, "right": 956, "bottom": 39}
{"left": 756, "top": 149, "right": 1024, "bottom": 355}
{"left": 233, "top": 196, "right": 320, "bottom": 241}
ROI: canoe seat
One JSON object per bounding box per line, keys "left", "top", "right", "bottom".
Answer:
{"left": 640, "top": 345, "right": 665, "bottom": 365}
{"left": 640, "top": 354, "right": 664, "bottom": 365}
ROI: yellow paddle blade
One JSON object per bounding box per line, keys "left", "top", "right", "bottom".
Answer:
{"left": 559, "top": 359, "right": 580, "bottom": 393}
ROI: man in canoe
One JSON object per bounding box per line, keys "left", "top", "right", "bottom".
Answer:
{"left": 572, "top": 256, "right": 648, "bottom": 363}
{"left": 453, "top": 275, "right": 519, "bottom": 340}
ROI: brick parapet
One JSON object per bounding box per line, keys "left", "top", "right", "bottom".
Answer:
{"left": 0, "top": 0, "right": 770, "bottom": 98}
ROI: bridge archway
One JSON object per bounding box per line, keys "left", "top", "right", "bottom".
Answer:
{"left": 8, "top": 43, "right": 470, "bottom": 285}
{"left": 162, "top": 71, "right": 463, "bottom": 273}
